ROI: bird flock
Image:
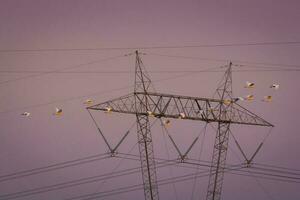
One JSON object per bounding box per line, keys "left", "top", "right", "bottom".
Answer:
{"left": 20, "top": 99, "right": 94, "bottom": 118}
{"left": 20, "top": 82, "right": 279, "bottom": 118}
{"left": 234, "top": 81, "right": 279, "bottom": 103}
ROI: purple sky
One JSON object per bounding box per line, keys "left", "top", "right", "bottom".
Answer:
{"left": 0, "top": 0, "right": 300, "bottom": 199}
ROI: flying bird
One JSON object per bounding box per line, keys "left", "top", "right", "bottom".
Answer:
{"left": 147, "top": 111, "right": 155, "bottom": 117}
{"left": 223, "top": 99, "right": 232, "bottom": 105}
{"left": 245, "top": 95, "right": 254, "bottom": 101}
{"left": 105, "top": 106, "right": 112, "bottom": 113}
{"left": 245, "top": 81, "right": 255, "bottom": 88}
{"left": 84, "top": 99, "right": 93, "bottom": 105}
{"left": 270, "top": 84, "right": 279, "bottom": 90}
{"left": 163, "top": 119, "right": 171, "bottom": 127}
{"left": 262, "top": 95, "right": 272, "bottom": 102}
{"left": 178, "top": 112, "right": 186, "bottom": 119}
{"left": 234, "top": 97, "right": 244, "bottom": 102}
{"left": 21, "top": 112, "right": 30, "bottom": 117}
{"left": 54, "top": 107, "right": 63, "bottom": 116}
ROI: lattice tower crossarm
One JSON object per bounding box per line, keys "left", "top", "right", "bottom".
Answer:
{"left": 87, "top": 92, "right": 273, "bottom": 127}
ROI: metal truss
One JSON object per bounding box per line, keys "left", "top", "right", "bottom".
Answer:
{"left": 87, "top": 91, "right": 273, "bottom": 127}
{"left": 136, "top": 114, "right": 159, "bottom": 200}
{"left": 206, "top": 122, "right": 230, "bottom": 200}
{"left": 87, "top": 52, "right": 273, "bottom": 200}
{"left": 135, "top": 50, "right": 159, "bottom": 200}
{"left": 206, "top": 63, "right": 233, "bottom": 200}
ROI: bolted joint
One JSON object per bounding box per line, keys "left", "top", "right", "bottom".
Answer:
{"left": 178, "top": 155, "right": 188, "bottom": 163}
{"left": 244, "top": 160, "right": 253, "bottom": 168}
{"left": 109, "top": 150, "right": 118, "bottom": 157}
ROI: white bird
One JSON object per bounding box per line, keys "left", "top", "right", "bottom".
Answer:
{"left": 178, "top": 112, "right": 186, "bottom": 119}
{"left": 147, "top": 111, "right": 155, "bottom": 117}
{"left": 270, "top": 84, "right": 279, "bottom": 90}
{"left": 84, "top": 99, "right": 93, "bottom": 105}
{"left": 234, "top": 97, "right": 244, "bottom": 102}
{"left": 245, "top": 81, "right": 255, "bottom": 88}
{"left": 245, "top": 95, "right": 254, "bottom": 101}
{"left": 21, "top": 112, "right": 30, "bottom": 117}
{"left": 54, "top": 107, "right": 63, "bottom": 116}
{"left": 163, "top": 119, "right": 171, "bottom": 127}
{"left": 262, "top": 95, "right": 272, "bottom": 102}
{"left": 105, "top": 106, "right": 112, "bottom": 113}
{"left": 223, "top": 99, "right": 232, "bottom": 105}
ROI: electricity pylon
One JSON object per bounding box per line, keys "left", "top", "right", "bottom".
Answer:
{"left": 134, "top": 51, "right": 160, "bottom": 200}
{"left": 205, "top": 63, "right": 233, "bottom": 200}
{"left": 87, "top": 51, "right": 273, "bottom": 200}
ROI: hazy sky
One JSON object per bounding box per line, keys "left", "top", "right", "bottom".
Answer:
{"left": 0, "top": 0, "right": 300, "bottom": 200}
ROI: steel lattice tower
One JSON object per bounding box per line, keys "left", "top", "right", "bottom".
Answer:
{"left": 206, "top": 63, "right": 233, "bottom": 200}
{"left": 134, "top": 51, "right": 159, "bottom": 200}
{"left": 87, "top": 53, "right": 273, "bottom": 200}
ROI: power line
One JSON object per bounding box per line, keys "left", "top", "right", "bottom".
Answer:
{"left": 0, "top": 67, "right": 220, "bottom": 115}
{"left": 178, "top": 160, "right": 300, "bottom": 182}
{"left": 250, "top": 166, "right": 300, "bottom": 177}
{"left": 0, "top": 159, "right": 176, "bottom": 200}
{"left": 227, "top": 137, "right": 276, "bottom": 200}
{"left": 0, "top": 54, "right": 125, "bottom": 85}
{"left": 160, "top": 120, "right": 179, "bottom": 200}
{"left": 63, "top": 168, "right": 212, "bottom": 200}
{"left": 64, "top": 164, "right": 249, "bottom": 200}
{"left": 0, "top": 52, "right": 297, "bottom": 117}
{"left": 120, "top": 153, "right": 300, "bottom": 182}
{"left": 1, "top": 153, "right": 299, "bottom": 200}
{"left": 0, "top": 120, "right": 135, "bottom": 184}
{"left": 190, "top": 124, "right": 208, "bottom": 200}
{"left": 1, "top": 68, "right": 300, "bottom": 75}
{"left": 0, "top": 154, "right": 109, "bottom": 183}
{"left": 0, "top": 54, "right": 297, "bottom": 115}
{"left": 0, "top": 85, "right": 131, "bottom": 114}
{"left": 1, "top": 41, "right": 300, "bottom": 53}
{"left": 226, "top": 171, "right": 300, "bottom": 184}
{"left": 64, "top": 164, "right": 300, "bottom": 200}
{"left": 147, "top": 53, "right": 300, "bottom": 69}
{"left": 253, "top": 163, "right": 300, "bottom": 172}
{"left": 3, "top": 150, "right": 213, "bottom": 200}
{"left": 0, "top": 146, "right": 238, "bottom": 200}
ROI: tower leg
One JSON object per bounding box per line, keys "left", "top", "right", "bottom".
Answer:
{"left": 134, "top": 50, "right": 159, "bottom": 200}
{"left": 206, "top": 63, "right": 232, "bottom": 200}
{"left": 206, "top": 122, "right": 230, "bottom": 200}
{"left": 136, "top": 114, "right": 159, "bottom": 200}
